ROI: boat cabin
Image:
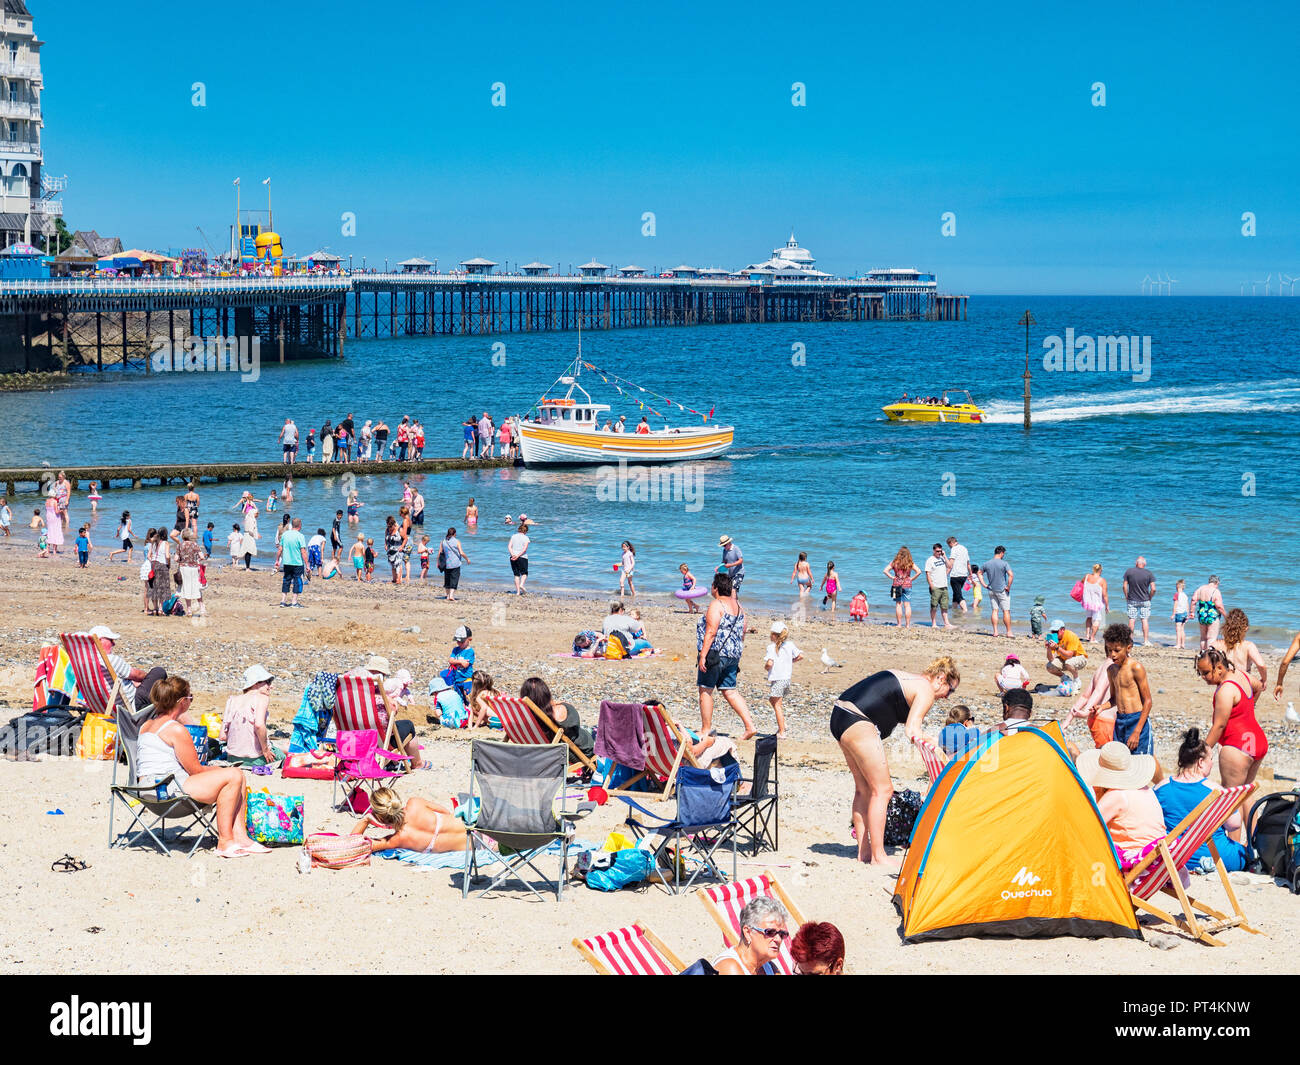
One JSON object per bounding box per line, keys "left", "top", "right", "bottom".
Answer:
{"left": 535, "top": 377, "right": 610, "bottom": 429}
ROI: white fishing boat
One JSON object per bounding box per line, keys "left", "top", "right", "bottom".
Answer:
{"left": 516, "top": 356, "right": 734, "bottom": 466}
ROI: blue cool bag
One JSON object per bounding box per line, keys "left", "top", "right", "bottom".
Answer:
{"left": 585, "top": 847, "right": 656, "bottom": 892}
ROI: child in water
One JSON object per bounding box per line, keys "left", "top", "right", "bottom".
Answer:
{"left": 1171, "top": 578, "right": 1189, "bottom": 650}
{"left": 349, "top": 534, "right": 366, "bottom": 580}
{"left": 820, "top": 561, "right": 840, "bottom": 619}
{"left": 849, "top": 589, "right": 869, "bottom": 621}
{"left": 87, "top": 482, "right": 102, "bottom": 512}
{"left": 363, "top": 537, "right": 376, "bottom": 582}
{"left": 679, "top": 562, "right": 700, "bottom": 614}
{"left": 968, "top": 564, "right": 983, "bottom": 613}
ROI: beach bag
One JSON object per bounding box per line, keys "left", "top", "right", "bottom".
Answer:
{"left": 604, "top": 633, "right": 628, "bottom": 660}
{"left": 585, "top": 846, "right": 655, "bottom": 891}
{"left": 77, "top": 712, "right": 117, "bottom": 761}
{"left": 305, "top": 832, "right": 370, "bottom": 870}
{"left": 436, "top": 545, "right": 446, "bottom": 572}
{"left": 1070, "top": 580, "right": 1085, "bottom": 603}
{"left": 1247, "top": 788, "right": 1300, "bottom": 878}
{"left": 884, "top": 788, "right": 924, "bottom": 846}
{"left": 1195, "top": 599, "right": 1219, "bottom": 626}
{"left": 0, "top": 708, "right": 82, "bottom": 759}
{"left": 246, "top": 789, "right": 305, "bottom": 845}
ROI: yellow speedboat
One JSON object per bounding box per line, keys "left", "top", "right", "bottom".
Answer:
{"left": 883, "top": 389, "right": 985, "bottom": 424}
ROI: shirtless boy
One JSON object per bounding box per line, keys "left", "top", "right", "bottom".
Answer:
{"left": 1095, "top": 623, "right": 1154, "bottom": 756}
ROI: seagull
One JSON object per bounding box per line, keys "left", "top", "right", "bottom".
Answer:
{"left": 820, "top": 648, "right": 842, "bottom": 670}
{"left": 1286, "top": 703, "right": 1300, "bottom": 724}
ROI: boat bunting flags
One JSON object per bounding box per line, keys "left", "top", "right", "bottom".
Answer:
{"left": 581, "top": 360, "right": 712, "bottom": 422}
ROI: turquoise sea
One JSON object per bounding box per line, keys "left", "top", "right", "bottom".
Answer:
{"left": 3, "top": 295, "right": 1298, "bottom": 645}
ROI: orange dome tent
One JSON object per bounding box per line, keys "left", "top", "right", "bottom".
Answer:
{"left": 894, "top": 726, "right": 1141, "bottom": 943}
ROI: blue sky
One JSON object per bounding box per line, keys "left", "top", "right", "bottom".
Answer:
{"left": 38, "top": 1, "right": 1300, "bottom": 293}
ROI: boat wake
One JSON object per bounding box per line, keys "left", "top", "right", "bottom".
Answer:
{"left": 980, "top": 377, "right": 1300, "bottom": 424}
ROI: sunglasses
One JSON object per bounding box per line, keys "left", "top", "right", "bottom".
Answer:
{"left": 747, "top": 925, "right": 790, "bottom": 941}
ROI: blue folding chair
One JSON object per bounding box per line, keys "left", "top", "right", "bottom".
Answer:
{"left": 621, "top": 760, "right": 741, "bottom": 894}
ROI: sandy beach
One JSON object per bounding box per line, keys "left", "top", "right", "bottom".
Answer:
{"left": 1, "top": 538, "right": 1297, "bottom": 975}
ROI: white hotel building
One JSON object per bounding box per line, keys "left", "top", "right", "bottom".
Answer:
{"left": 0, "top": 0, "right": 57, "bottom": 249}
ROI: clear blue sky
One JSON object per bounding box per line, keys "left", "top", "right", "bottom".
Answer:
{"left": 38, "top": 1, "right": 1300, "bottom": 293}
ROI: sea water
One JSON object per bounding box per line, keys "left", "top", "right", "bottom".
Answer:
{"left": 2, "top": 295, "right": 1297, "bottom": 644}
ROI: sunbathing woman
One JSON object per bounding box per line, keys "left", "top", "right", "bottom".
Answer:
{"left": 830, "top": 657, "right": 960, "bottom": 866}
{"left": 351, "top": 787, "right": 468, "bottom": 855}
{"left": 136, "top": 675, "right": 268, "bottom": 859}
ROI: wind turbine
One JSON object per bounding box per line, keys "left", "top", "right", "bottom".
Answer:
{"left": 1163, "top": 271, "right": 1179, "bottom": 295}
{"left": 1280, "top": 273, "right": 1296, "bottom": 296}
{"left": 1141, "top": 274, "right": 1153, "bottom": 296}
{"left": 1264, "top": 273, "right": 1272, "bottom": 297}
{"left": 1240, "top": 282, "right": 1246, "bottom": 297}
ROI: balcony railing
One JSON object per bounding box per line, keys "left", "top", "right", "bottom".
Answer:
{"left": 0, "top": 56, "right": 41, "bottom": 80}
{"left": 0, "top": 99, "right": 39, "bottom": 119}
{"left": 0, "top": 139, "right": 41, "bottom": 155}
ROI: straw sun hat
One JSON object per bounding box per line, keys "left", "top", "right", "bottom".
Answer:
{"left": 1077, "top": 741, "right": 1157, "bottom": 791}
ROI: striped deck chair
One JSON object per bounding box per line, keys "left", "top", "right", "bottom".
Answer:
{"left": 636, "top": 702, "right": 701, "bottom": 800}
{"left": 334, "top": 673, "right": 398, "bottom": 749}
{"left": 572, "top": 922, "right": 686, "bottom": 975}
{"left": 483, "top": 692, "right": 598, "bottom": 776}
{"left": 914, "top": 736, "right": 948, "bottom": 791}
{"left": 696, "top": 870, "right": 809, "bottom": 975}
{"left": 332, "top": 673, "right": 409, "bottom": 809}
{"left": 1126, "top": 783, "right": 1262, "bottom": 946}
{"left": 60, "top": 632, "right": 130, "bottom": 718}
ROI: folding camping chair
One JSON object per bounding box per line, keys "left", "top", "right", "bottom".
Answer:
{"left": 1126, "top": 783, "right": 1263, "bottom": 946}
{"left": 571, "top": 922, "right": 687, "bottom": 975}
{"left": 915, "top": 736, "right": 949, "bottom": 791}
{"left": 108, "top": 703, "right": 217, "bottom": 857}
{"left": 732, "top": 733, "right": 780, "bottom": 854}
{"left": 622, "top": 760, "right": 742, "bottom": 894}
{"left": 60, "top": 631, "right": 132, "bottom": 719}
{"left": 462, "top": 739, "right": 593, "bottom": 901}
{"left": 483, "top": 692, "right": 599, "bottom": 777}
{"left": 333, "top": 729, "right": 411, "bottom": 811}
{"left": 332, "top": 674, "right": 410, "bottom": 808}
{"left": 696, "top": 869, "right": 810, "bottom": 975}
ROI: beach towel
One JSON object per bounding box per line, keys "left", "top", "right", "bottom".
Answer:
{"left": 33, "top": 643, "right": 78, "bottom": 712}
{"left": 380, "top": 837, "right": 600, "bottom": 870}
{"left": 288, "top": 671, "right": 338, "bottom": 753}
{"left": 551, "top": 649, "right": 664, "bottom": 660}
{"left": 594, "top": 701, "right": 648, "bottom": 771}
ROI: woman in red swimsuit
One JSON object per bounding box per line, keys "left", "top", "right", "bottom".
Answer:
{"left": 1195, "top": 648, "right": 1268, "bottom": 838}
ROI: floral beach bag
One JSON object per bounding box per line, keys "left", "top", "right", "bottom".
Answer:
{"left": 245, "top": 789, "right": 305, "bottom": 845}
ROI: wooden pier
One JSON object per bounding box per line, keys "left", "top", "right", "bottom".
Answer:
{"left": 0, "top": 274, "right": 967, "bottom": 374}
{"left": 0, "top": 456, "right": 513, "bottom": 497}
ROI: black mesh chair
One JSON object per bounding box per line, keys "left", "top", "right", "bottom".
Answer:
{"left": 732, "top": 734, "right": 779, "bottom": 855}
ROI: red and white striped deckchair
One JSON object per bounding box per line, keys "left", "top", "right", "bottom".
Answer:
{"left": 638, "top": 703, "right": 700, "bottom": 800}
{"left": 1126, "top": 783, "right": 1262, "bottom": 946}
{"left": 334, "top": 673, "right": 398, "bottom": 750}
{"left": 695, "top": 870, "right": 809, "bottom": 975}
{"left": 571, "top": 922, "right": 686, "bottom": 975}
{"left": 914, "top": 736, "right": 949, "bottom": 791}
{"left": 60, "top": 632, "right": 129, "bottom": 718}
{"left": 484, "top": 692, "right": 598, "bottom": 774}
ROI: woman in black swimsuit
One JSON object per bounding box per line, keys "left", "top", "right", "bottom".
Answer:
{"left": 830, "top": 657, "right": 960, "bottom": 866}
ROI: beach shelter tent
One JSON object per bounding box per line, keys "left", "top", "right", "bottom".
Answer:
{"left": 894, "top": 726, "right": 1141, "bottom": 943}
